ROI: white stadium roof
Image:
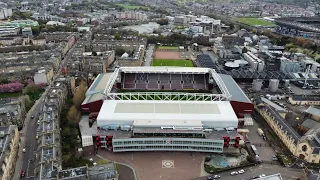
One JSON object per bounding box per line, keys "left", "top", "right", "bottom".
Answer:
{"left": 97, "top": 100, "right": 238, "bottom": 128}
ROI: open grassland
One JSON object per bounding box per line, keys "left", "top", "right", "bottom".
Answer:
{"left": 152, "top": 59, "right": 193, "bottom": 67}
{"left": 233, "top": 18, "right": 276, "bottom": 26}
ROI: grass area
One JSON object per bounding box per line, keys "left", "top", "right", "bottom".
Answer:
{"left": 158, "top": 46, "right": 179, "bottom": 50}
{"left": 153, "top": 59, "right": 193, "bottom": 67}
{"left": 233, "top": 18, "right": 276, "bottom": 27}
{"left": 96, "top": 159, "right": 109, "bottom": 165}
{"left": 0, "top": 92, "right": 21, "bottom": 98}
{"left": 116, "top": 4, "right": 148, "bottom": 10}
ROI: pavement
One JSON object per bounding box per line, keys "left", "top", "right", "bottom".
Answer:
{"left": 144, "top": 44, "right": 155, "bottom": 66}
{"left": 14, "top": 41, "right": 77, "bottom": 180}
{"left": 191, "top": 164, "right": 302, "bottom": 180}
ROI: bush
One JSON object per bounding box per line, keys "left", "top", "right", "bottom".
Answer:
{"left": 205, "top": 156, "right": 211, "bottom": 162}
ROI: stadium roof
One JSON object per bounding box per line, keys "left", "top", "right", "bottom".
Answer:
{"left": 97, "top": 100, "right": 238, "bottom": 128}
{"left": 119, "top": 66, "right": 210, "bottom": 74}
{"left": 219, "top": 74, "right": 251, "bottom": 103}
{"left": 86, "top": 73, "right": 112, "bottom": 96}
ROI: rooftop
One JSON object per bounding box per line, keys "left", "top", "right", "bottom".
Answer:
{"left": 219, "top": 74, "right": 251, "bottom": 103}
{"left": 119, "top": 66, "right": 210, "bottom": 74}
{"left": 305, "top": 106, "right": 320, "bottom": 117}
{"left": 301, "top": 119, "right": 320, "bottom": 130}
{"left": 256, "top": 173, "right": 283, "bottom": 180}
{"left": 86, "top": 73, "right": 113, "bottom": 96}
{"left": 97, "top": 100, "right": 238, "bottom": 128}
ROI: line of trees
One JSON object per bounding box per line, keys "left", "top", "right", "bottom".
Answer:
{"left": 0, "top": 82, "right": 24, "bottom": 93}
{"left": 61, "top": 81, "right": 89, "bottom": 168}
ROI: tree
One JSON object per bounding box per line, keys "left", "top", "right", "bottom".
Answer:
{"left": 72, "top": 81, "right": 87, "bottom": 109}
{"left": 67, "top": 105, "right": 81, "bottom": 124}
{"left": 115, "top": 47, "right": 126, "bottom": 56}
{"left": 156, "top": 18, "right": 169, "bottom": 26}
{"left": 114, "top": 33, "right": 121, "bottom": 40}
{"left": 242, "top": 47, "right": 248, "bottom": 54}
{"left": 31, "top": 27, "right": 40, "bottom": 36}
{"left": 0, "top": 82, "right": 24, "bottom": 93}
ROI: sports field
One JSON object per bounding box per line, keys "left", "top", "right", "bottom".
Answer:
{"left": 233, "top": 18, "right": 276, "bottom": 26}
{"left": 158, "top": 46, "right": 179, "bottom": 50}
{"left": 152, "top": 59, "right": 193, "bottom": 67}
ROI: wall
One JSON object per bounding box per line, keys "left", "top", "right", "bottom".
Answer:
{"left": 81, "top": 99, "right": 103, "bottom": 114}
{"left": 230, "top": 101, "right": 254, "bottom": 118}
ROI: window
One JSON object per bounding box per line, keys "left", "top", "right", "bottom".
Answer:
{"left": 302, "top": 145, "right": 308, "bottom": 152}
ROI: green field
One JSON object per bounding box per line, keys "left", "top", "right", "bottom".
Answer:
{"left": 233, "top": 18, "right": 276, "bottom": 26}
{"left": 0, "top": 92, "right": 21, "bottom": 98}
{"left": 116, "top": 4, "right": 148, "bottom": 10}
{"left": 153, "top": 59, "right": 193, "bottom": 67}
{"left": 158, "top": 46, "right": 179, "bottom": 50}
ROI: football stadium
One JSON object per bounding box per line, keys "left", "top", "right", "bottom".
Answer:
{"left": 80, "top": 67, "right": 254, "bottom": 153}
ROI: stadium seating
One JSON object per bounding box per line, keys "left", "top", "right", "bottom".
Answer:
{"left": 122, "top": 73, "right": 209, "bottom": 91}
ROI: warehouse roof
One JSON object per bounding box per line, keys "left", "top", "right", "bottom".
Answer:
{"left": 97, "top": 100, "right": 238, "bottom": 128}
{"left": 306, "top": 106, "right": 320, "bottom": 117}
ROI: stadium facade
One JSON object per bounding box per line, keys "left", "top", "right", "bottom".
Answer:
{"left": 80, "top": 67, "right": 253, "bottom": 153}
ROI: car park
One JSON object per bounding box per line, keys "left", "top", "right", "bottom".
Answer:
{"left": 238, "top": 169, "right": 245, "bottom": 174}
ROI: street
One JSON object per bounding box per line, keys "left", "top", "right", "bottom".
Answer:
{"left": 144, "top": 44, "right": 155, "bottom": 66}
{"left": 192, "top": 164, "right": 302, "bottom": 180}
{"left": 15, "top": 41, "right": 77, "bottom": 180}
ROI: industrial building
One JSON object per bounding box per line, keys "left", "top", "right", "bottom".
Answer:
{"left": 80, "top": 67, "right": 253, "bottom": 153}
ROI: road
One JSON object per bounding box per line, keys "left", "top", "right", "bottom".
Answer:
{"left": 15, "top": 40, "right": 77, "bottom": 180}
{"left": 144, "top": 44, "right": 155, "bottom": 66}
{"left": 20, "top": 96, "right": 46, "bottom": 179}
{"left": 192, "top": 164, "right": 302, "bottom": 180}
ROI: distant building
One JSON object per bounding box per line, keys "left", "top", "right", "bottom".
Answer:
{"left": 222, "top": 34, "right": 245, "bottom": 48}
{"left": 0, "top": 125, "right": 19, "bottom": 180}
{"left": 0, "top": 8, "right": 12, "bottom": 20}
{"left": 0, "top": 98, "right": 27, "bottom": 128}
{"left": 117, "top": 45, "right": 145, "bottom": 67}
{"left": 81, "top": 50, "right": 115, "bottom": 75}
{"left": 174, "top": 15, "right": 187, "bottom": 24}
{"left": 0, "top": 20, "right": 39, "bottom": 28}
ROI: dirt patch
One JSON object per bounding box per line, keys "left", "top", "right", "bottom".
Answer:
{"left": 154, "top": 51, "right": 181, "bottom": 60}
{"left": 98, "top": 151, "right": 203, "bottom": 180}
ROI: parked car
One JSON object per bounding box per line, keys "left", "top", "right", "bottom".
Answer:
{"left": 238, "top": 169, "right": 245, "bottom": 174}
{"left": 21, "top": 170, "right": 25, "bottom": 177}
{"left": 251, "top": 176, "right": 259, "bottom": 179}
{"left": 207, "top": 177, "right": 213, "bottom": 180}
{"left": 259, "top": 174, "right": 266, "bottom": 178}
{"left": 22, "top": 148, "right": 26, "bottom": 153}
{"left": 31, "top": 115, "right": 34, "bottom": 119}
{"left": 213, "top": 175, "right": 221, "bottom": 179}
{"left": 231, "top": 171, "right": 238, "bottom": 176}
{"left": 272, "top": 155, "right": 278, "bottom": 161}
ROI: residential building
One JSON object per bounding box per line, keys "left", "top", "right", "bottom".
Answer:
{"left": 34, "top": 67, "right": 54, "bottom": 85}
{"left": 39, "top": 82, "right": 67, "bottom": 179}
{"left": 117, "top": 45, "right": 145, "bottom": 67}
{"left": 0, "top": 26, "right": 19, "bottom": 36}
{"left": 254, "top": 98, "right": 320, "bottom": 163}
{"left": 81, "top": 50, "right": 115, "bottom": 75}
{"left": 288, "top": 96, "right": 320, "bottom": 105}
{"left": 0, "top": 97, "right": 27, "bottom": 128}
{"left": 174, "top": 16, "right": 187, "bottom": 24}
{"left": 0, "top": 125, "right": 19, "bottom": 180}
{"left": 0, "top": 8, "right": 12, "bottom": 20}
